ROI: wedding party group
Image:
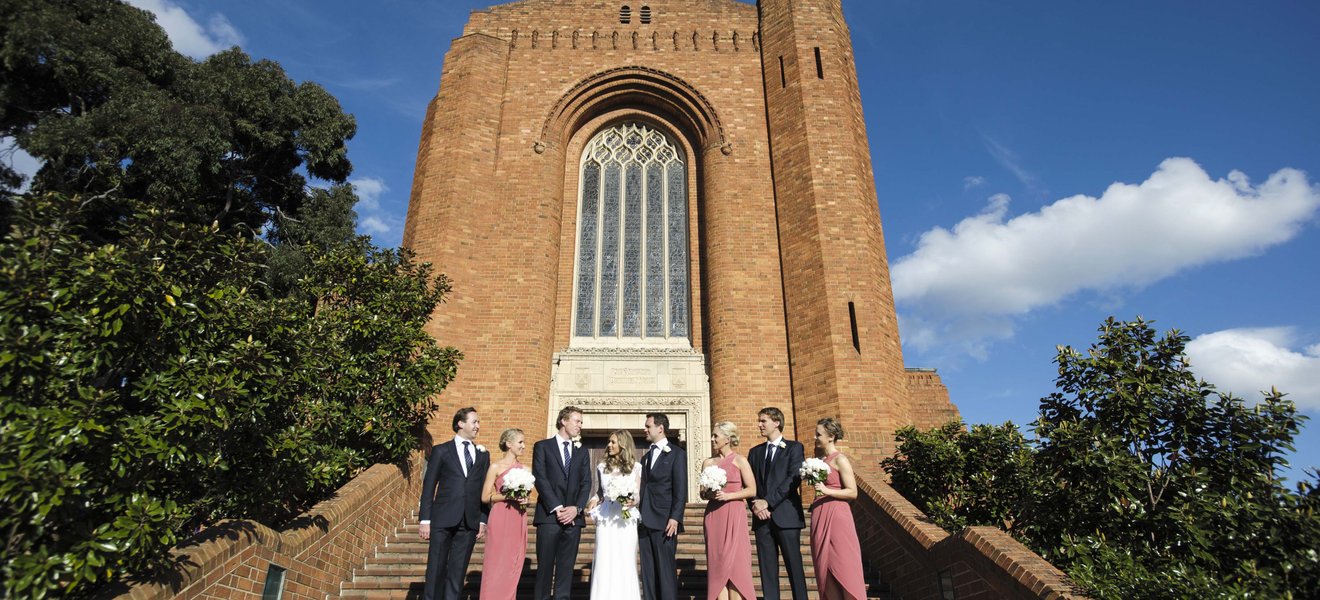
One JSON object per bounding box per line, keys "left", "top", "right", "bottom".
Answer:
{"left": 416, "top": 405, "right": 867, "bottom": 600}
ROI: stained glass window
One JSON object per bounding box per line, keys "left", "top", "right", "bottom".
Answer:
{"left": 572, "top": 122, "right": 689, "bottom": 345}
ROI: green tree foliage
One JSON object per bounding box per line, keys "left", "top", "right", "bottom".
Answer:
{"left": 883, "top": 317, "right": 1320, "bottom": 599}
{"left": 0, "top": 2, "right": 452, "bottom": 598}
{"left": 0, "top": 0, "right": 355, "bottom": 231}
{"left": 886, "top": 421, "right": 1037, "bottom": 535}
{"left": 265, "top": 183, "right": 360, "bottom": 296}
{"left": 0, "top": 194, "right": 460, "bottom": 598}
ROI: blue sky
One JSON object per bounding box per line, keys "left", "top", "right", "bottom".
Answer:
{"left": 117, "top": 0, "right": 1320, "bottom": 482}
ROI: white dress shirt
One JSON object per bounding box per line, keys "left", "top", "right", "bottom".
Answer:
{"left": 648, "top": 438, "right": 671, "bottom": 469}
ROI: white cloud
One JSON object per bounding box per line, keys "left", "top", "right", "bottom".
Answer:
{"left": 894, "top": 158, "right": 1320, "bottom": 352}
{"left": 360, "top": 216, "right": 391, "bottom": 235}
{"left": 350, "top": 176, "right": 388, "bottom": 212}
{"left": 983, "top": 136, "right": 1040, "bottom": 191}
{"left": 963, "top": 175, "right": 986, "bottom": 191}
{"left": 125, "top": 0, "right": 243, "bottom": 59}
{"left": 1186, "top": 328, "right": 1320, "bottom": 411}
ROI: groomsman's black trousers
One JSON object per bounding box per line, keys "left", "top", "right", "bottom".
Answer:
{"left": 639, "top": 524, "right": 678, "bottom": 600}
{"left": 424, "top": 523, "right": 476, "bottom": 600}
{"left": 535, "top": 522, "right": 582, "bottom": 600}
{"left": 753, "top": 523, "right": 809, "bottom": 600}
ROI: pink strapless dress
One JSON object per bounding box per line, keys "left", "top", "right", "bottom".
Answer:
{"left": 478, "top": 462, "right": 528, "bottom": 600}
{"left": 703, "top": 453, "right": 756, "bottom": 600}
{"left": 809, "top": 452, "right": 867, "bottom": 600}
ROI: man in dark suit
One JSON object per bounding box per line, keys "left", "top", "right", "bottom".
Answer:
{"left": 418, "top": 407, "right": 489, "bottom": 600}
{"left": 638, "top": 412, "right": 688, "bottom": 600}
{"left": 532, "top": 405, "right": 592, "bottom": 600}
{"left": 748, "top": 406, "right": 808, "bottom": 600}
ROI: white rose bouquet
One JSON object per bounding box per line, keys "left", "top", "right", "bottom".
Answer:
{"left": 799, "top": 458, "right": 831, "bottom": 486}
{"left": 699, "top": 465, "right": 728, "bottom": 495}
{"left": 500, "top": 467, "right": 536, "bottom": 501}
{"left": 604, "top": 474, "right": 638, "bottom": 520}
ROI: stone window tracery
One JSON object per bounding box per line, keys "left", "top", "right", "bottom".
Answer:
{"left": 573, "top": 122, "right": 689, "bottom": 346}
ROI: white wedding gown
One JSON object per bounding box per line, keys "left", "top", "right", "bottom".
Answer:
{"left": 588, "top": 462, "right": 642, "bottom": 600}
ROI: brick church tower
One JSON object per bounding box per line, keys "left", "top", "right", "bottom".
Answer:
{"left": 403, "top": 0, "right": 959, "bottom": 496}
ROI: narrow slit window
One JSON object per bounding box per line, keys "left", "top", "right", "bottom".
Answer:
{"left": 620, "top": 5, "right": 631, "bottom": 24}
{"left": 779, "top": 56, "right": 786, "bottom": 88}
{"left": 848, "top": 301, "right": 860, "bottom": 353}
{"left": 814, "top": 47, "right": 824, "bottom": 79}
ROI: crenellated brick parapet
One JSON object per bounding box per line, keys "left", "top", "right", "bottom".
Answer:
{"left": 505, "top": 28, "right": 761, "bottom": 51}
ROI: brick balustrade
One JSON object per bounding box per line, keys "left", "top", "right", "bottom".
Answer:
{"left": 851, "top": 476, "right": 1085, "bottom": 600}
{"left": 98, "top": 453, "right": 425, "bottom": 600}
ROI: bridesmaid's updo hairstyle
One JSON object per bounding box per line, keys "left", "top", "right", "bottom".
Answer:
{"left": 817, "top": 417, "right": 845, "bottom": 442}
{"left": 713, "top": 421, "right": 740, "bottom": 447}
{"left": 498, "top": 428, "right": 524, "bottom": 452}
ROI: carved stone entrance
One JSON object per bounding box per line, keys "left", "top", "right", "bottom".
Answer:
{"left": 548, "top": 347, "right": 709, "bottom": 502}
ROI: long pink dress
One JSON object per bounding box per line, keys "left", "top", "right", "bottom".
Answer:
{"left": 479, "top": 462, "right": 528, "bottom": 600}
{"left": 703, "top": 452, "right": 756, "bottom": 600}
{"left": 810, "top": 452, "right": 867, "bottom": 600}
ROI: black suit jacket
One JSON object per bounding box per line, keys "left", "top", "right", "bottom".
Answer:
{"left": 748, "top": 439, "right": 806, "bottom": 529}
{"left": 532, "top": 437, "right": 592, "bottom": 526}
{"left": 419, "top": 439, "right": 489, "bottom": 529}
{"left": 639, "top": 441, "right": 688, "bottom": 532}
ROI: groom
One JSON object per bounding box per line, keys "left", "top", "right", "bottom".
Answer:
{"left": 748, "top": 406, "right": 808, "bottom": 600}
{"left": 418, "top": 407, "right": 489, "bottom": 600}
{"left": 638, "top": 412, "right": 687, "bottom": 600}
{"left": 532, "top": 405, "right": 592, "bottom": 600}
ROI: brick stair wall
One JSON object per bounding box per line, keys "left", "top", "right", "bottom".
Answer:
{"left": 103, "top": 456, "right": 1085, "bottom": 600}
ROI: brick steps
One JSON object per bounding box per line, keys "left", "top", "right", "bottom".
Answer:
{"left": 330, "top": 504, "right": 889, "bottom": 600}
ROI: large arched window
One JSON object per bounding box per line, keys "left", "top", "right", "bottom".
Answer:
{"left": 572, "top": 122, "right": 689, "bottom": 346}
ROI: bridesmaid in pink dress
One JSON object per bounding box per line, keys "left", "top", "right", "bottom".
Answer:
{"left": 809, "top": 418, "right": 867, "bottom": 600}
{"left": 701, "top": 421, "right": 758, "bottom": 600}
{"left": 479, "top": 428, "right": 531, "bottom": 600}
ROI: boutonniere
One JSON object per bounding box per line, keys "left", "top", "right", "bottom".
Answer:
{"left": 773, "top": 440, "right": 787, "bottom": 449}
{"left": 662, "top": 445, "right": 672, "bottom": 454}
{"left": 475, "top": 444, "right": 487, "bottom": 454}
{"left": 572, "top": 435, "right": 582, "bottom": 449}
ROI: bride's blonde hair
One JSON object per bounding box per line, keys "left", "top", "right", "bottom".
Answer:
{"left": 602, "top": 429, "right": 637, "bottom": 475}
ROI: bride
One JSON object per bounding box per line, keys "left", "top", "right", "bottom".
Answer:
{"left": 586, "top": 429, "right": 642, "bottom": 599}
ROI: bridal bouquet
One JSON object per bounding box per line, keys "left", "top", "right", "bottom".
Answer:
{"left": 604, "top": 474, "right": 638, "bottom": 519}
{"left": 501, "top": 467, "right": 536, "bottom": 500}
{"left": 699, "top": 465, "right": 728, "bottom": 494}
{"left": 799, "top": 458, "right": 831, "bottom": 486}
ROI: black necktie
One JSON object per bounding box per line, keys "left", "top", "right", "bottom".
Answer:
{"left": 764, "top": 444, "right": 774, "bottom": 481}
{"left": 562, "top": 440, "right": 571, "bottom": 477}
{"left": 464, "top": 441, "right": 474, "bottom": 473}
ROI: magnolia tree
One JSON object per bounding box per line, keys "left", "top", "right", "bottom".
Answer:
{"left": 883, "top": 318, "right": 1319, "bottom": 599}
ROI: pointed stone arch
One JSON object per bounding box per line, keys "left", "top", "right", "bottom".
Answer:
{"left": 537, "top": 67, "right": 730, "bottom": 157}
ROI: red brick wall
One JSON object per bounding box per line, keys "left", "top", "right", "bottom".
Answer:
{"left": 100, "top": 454, "right": 425, "bottom": 600}
{"left": 406, "top": 0, "right": 797, "bottom": 444}
{"left": 758, "top": 0, "right": 917, "bottom": 478}
{"left": 907, "top": 369, "right": 961, "bottom": 430}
